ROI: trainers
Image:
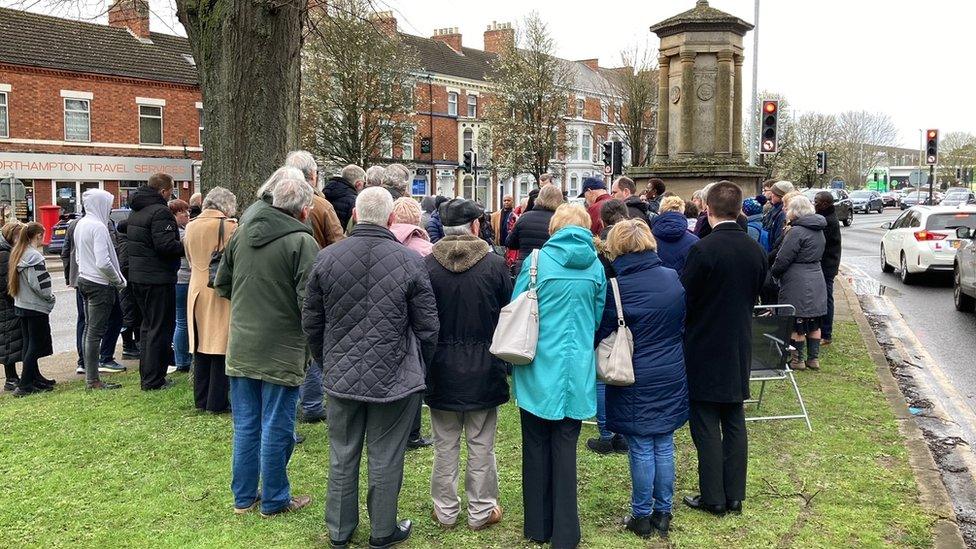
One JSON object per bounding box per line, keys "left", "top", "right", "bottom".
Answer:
{"left": 233, "top": 497, "right": 261, "bottom": 515}
{"left": 98, "top": 361, "right": 127, "bottom": 373}
{"left": 166, "top": 365, "right": 178, "bottom": 375}
{"left": 368, "top": 519, "right": 412, "bottom": 548}
{"left": 76, "top": 365, "right": 85, "bottom": 375}
{"left": 586, "top": 437, "right": 614, "bottom": 455}
{"left": 469, "top": 506, "right": 503, "bottom": 531}
{"left": 299, "top": 410, "right": 327, "bottom": 424}
{"left": 611, "top": 434, "right": 629, "bottom": 454}
{"left": 406, "top": 436, "right": 433, "bottom": 450}
{"left": 12, "top": 385, "right": 40, "bottom": 397}
{"left": 3, "top": 378, "right": 20, "bottom": 392}
{"left": 87, "top": 381, "right": 122, "bottom": 390}
{"left": 260, "top": 495, "right": 311, "bottom": 518}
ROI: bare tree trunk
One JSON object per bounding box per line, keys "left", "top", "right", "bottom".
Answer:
{"left": 177, "top": 0, "right": 304, "bottom": 208}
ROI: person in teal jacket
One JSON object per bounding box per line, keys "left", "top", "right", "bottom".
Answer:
{"left": 511, "top": 203, "right": 606, "bottom": 549}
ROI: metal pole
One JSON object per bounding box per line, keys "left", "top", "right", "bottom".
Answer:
{"left": 749, "top": 0, "right": 760, "bottom": 166}
{"left": 928, "top": 164, "right": 934, "bottom": 205}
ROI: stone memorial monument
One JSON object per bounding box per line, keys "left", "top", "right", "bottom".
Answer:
{"left": 628, "top": 1, "right": 765, "bottom": 198}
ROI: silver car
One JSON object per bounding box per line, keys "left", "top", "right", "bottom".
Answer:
{"left": 955, "top": 226, "right": 976, "bottom": 312}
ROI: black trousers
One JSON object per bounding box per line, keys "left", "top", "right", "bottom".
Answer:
{"left": 193, "top": 352, "right": 229, "bottom": 413}
{"left": 131, "top": 282, "right": 175, "bottom": 390}
{"left": 688, "top": 400, "right": 748, "bottom": 506}
{"left": 17, "top": 311, "right": 52, "bottom": 389}
{"left": 519, "top": 409, "right": 581, "bottom": 549}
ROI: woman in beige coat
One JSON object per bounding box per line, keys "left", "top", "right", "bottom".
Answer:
{"left": 184, "top": 187, "right": 237, "bottom": 412}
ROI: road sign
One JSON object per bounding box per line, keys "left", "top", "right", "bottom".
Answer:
{"left": 909, "top": 169, "right": 926, "bottom": 186}
{"left": 603, "top": 165, "right": 612, "bottom": 176}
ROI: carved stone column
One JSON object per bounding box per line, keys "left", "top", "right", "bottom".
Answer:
{"left": 732, "top": 53, "right": 744, "bottom": 159}
{"left": 655, "top": 54, "right": 671, "bottom": 161}
{"left": 715, "top": 51, "right": 734, "bottom": 157}
{"left": 677, "top": 50, "right": 696, "bottom": 157}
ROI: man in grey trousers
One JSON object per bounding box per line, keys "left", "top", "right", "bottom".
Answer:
{"left": 302, "top": 187, "right": 439, "bottom": 548}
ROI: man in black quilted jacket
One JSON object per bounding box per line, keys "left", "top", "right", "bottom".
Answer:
{"left": 303, "top": 186, "right": 439, "bottom": 548}
{"left": 126, "top": 173, "right": 185, "bottom": 391}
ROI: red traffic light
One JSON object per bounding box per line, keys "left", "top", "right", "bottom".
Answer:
{"left": 927, "top": 129, "right": 938, "bottom": 139}
{"left": 763, "top": 101, "right": 778, "bottom": 114}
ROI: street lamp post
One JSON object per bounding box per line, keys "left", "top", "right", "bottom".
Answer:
{"left": 749, "top": 0, "right": 760, "bottom": 166}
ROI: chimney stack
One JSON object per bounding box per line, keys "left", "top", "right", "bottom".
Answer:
{"left": 483, "top": 21, "right": 514, "bottom": 55}
{"left": 370, "top": 10, "right": 397, "bottom": 37}
{"left": 432, "top": 27, "right": 462, "bottom": 53}
{"left": 577, "top": 59, "right": 600, "bottom": 71}
{"left": 108, "top": 0, "right": 150, "bottom": 39}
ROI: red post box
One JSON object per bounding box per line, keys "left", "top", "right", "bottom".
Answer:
{"left": 38, "top": 205, "right": 62, "bottom": 246}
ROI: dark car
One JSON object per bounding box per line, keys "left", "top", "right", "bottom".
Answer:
{"left": 803, "top": 188, "right": 854, "bottom": 227}
{"left": 45, "top": 212, "right": 79, "bottom": 255}
{"left": 901, "top": 190, "right": 939, "bottom": 209}
{"left": 850, "top": 190, "right": 885, "bottom": 214}
{"left": 881, "top": 192, "right": 900, "bottom": 208}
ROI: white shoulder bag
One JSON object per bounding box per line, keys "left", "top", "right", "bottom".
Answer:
{"left": 596, "top": 278, "right": 635, "bottom": 386}
{"left": 489, "top": 249, "right": 540, "bottom": 366}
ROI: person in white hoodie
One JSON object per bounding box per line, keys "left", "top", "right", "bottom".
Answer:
{"left": 75, "top": 189, "right": 127, "bottom": 390}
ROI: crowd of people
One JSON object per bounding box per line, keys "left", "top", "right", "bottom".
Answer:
{"left": 0, "top": 155, "right": 842, "bottom": 547}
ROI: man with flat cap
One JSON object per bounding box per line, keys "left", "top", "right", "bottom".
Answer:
{"left": 424, "top": 198, "right": 512, "bottom": 530}
{"left": 580, "top": 177, "right": 612, "bottom": 235}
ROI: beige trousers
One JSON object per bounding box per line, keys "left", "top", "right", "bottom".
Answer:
{"left": 429, "top": 407, "right": 500, "bottom": 527}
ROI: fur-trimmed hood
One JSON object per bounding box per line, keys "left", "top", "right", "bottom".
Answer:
{"left": 431, "top": 234, "right": 489, "bottom": 273}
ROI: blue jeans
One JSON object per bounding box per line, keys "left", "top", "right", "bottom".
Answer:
{"left": 299, "top": 360, "right": 324, "bottom": 415}
{"left": 229, "top": 377, "right": 300, "bottom": 514}
{"left": 596, "top": 382, "right": 613, "bottom": 440}
{"left": 75, "top": 289, "right": 123, "bottom": 365}
{"left": 173, "top": 283, "right": 191, "bottom": 368}
{"left": 822, "top": 276, "right": 835, "bottom": 341}
{"left": 624, "top": 432, "right": 676, "bottom": 517}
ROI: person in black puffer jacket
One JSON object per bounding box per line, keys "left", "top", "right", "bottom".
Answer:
{"left": 126, "top": 174, "right": 185, "bottom": 390}
{"left": 0, "top": 222, "right": 25, "bottom": 390}
{"left": 815, "top": 191, "right": 842, "bottom": 345}
{"left": 324, "top": 165, "right": 365, "bottom": 230}
{"left": 115, "top": 219, "right": 141, "bottom": 358}
{"left": 505, "top": 185, "right": 564, "bottom": 275}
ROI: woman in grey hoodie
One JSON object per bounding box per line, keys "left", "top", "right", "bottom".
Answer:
{"left": 6, "top": 222, "right": 56, "bottom": 397}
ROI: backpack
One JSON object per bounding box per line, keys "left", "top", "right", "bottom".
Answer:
{"left": 748, "top": 219, "right": 772, "bottom": 252}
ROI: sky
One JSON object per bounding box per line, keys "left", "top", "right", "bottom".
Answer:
{"left": 9, "top": 0, "right": 974, "bottom": 148}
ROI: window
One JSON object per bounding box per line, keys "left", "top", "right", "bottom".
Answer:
{"left": 448, "top": 92, "right": 458, "bottom": 116}
{"left": 64, "top": 98, "right": 90, "bottom": 142}
{"left": 402, "top": 127, "right": 414, "bottom": 161}
{"left": 467, "top": 94, "right": 477, "bottom": 118}
{"left": 139, "top": 105, "right": 163, "bottom": 145}
{"left": 380, "top": 125, "right": 393, "bottom": 158}
{"left": 462, "top": 128, "right": 474, "bottom": 154}
{"left": 576, "top": 98, "right": 585, "bottom": 118}
{"left": 567, "top": 129, "right": 578, "bottom": 160}
{"left": 600, "top": 101, "right": 608, "bottom": 123}
{"left": 581, "top": 130, "right": 591, "bottom": 161}
{"left": 0, "top": 91, "right": 7, "bottom": 138}
{"left": 404, "top": 85, "right": 414, "bottom": 111}
{"left": 198, "top": 108, "right": 204, "bottom": 146}
{"left": 569, "top": 174, "right": 579, "bottom": 196}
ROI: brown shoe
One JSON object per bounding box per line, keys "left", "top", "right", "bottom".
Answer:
{"left": 821, "top": 338, "right": 832, "bottom": 346}
{"left": 261, "top": 495, "right": 311, "bottom": 518}
{"left": 805, "top": 358, "right": 821, "bottom": 371}
{"left": 788, "top": 350, "right": 806, "bottom": 370}
{"left": 470, "top": 506, "right": 503, "bottom": 531}
{"left": 431, "top": 509, "right": 456, "bottom": 529}
{"left": 233, "top": 497, "right": 261, "bottom": 515}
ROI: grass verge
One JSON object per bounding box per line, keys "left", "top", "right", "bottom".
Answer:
{"left": 0, "top": 321, "right": 935, "bottom": 548}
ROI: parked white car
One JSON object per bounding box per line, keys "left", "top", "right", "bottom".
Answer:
{"left": 880, "top": 205, "right": 976, "bottom": 284}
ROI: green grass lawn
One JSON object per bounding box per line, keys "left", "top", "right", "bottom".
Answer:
{"left": 0, "top": 321, "right": 934, "bottom": 548}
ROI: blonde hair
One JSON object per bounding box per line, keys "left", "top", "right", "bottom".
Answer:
{"left": 659, "top": 196, "right": 685, "bottom": 213}
{"left": 534, "top": 185, "right": 565, "bottom": 212}
{"left": 391, "top": 197, "right": 422, "bottom": 226}
{"left": 548, "top": 204, "right": 591, "bottom": 235}
{"left": 782, "top": 190, "right": 802, "bottom": 209}
{"left": 604, "top": 219, "right": 657, "bottom": 260}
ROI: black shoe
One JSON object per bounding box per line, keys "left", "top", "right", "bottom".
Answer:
{"left": 33, "top": 383, "right": 54, "bottom": 392}
{"left": 406, "top": 436, "right": 432, "bottom": 450}
{"left": 683, "top": 495, "right": 726, "bottom": 515}
{"left": 624, "top": 514, "right": 653, "bottom": 538}
{"left": 144, "top": 379, "right": 176, "bottom": 391}
{"left": 369, "top": 519, "right": 412, "bottom": 548}
{"left": 87, "top": 381, "right": 122, "bottom": 390}
{"left": 4, "top": 378, "right": 20, "bottom": 392}
{"left": 650, "top": 511, "right": 672, "bottom": 538}
{"left": 726, "top": 500, "right": 742, "bottom": 514}
{"left": 300, "top": 410, "right": 327, "bottom": 424}
{"left": 295, "top": 433, "right": 305, "bottom": 444}
{"left": 586, "top": 437, "right": 614, "bottom": 455}
{"left": 611, "top": 434, "right": 629, "bottom": 454}
{"left": 122, "top": 349, "right": 140, "bottom": 359}
{"left": 12, "top": 385, "right": 39, "bottom": 397}
{"left": 330, "top": 536, "right": 352, "bottom": 548}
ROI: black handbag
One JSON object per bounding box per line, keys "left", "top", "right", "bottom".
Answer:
{"left": 207, "top": 219, "right": 225, "bottom": 289}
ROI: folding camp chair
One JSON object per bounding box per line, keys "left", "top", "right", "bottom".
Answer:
{"left": 745, "top": 304, "right": 812, "bottom": 431}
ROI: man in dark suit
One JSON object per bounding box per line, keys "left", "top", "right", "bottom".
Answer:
{"left": 680, "top": 181, "right": 768, "bottom": 515}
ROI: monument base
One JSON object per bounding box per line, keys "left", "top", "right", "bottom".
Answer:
{"left": 627, "top": 159, "right": 767, "bottom": 201}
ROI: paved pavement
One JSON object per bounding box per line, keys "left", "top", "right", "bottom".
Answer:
{"left": 841, "top": 208, "right": 976, "bottom": 411}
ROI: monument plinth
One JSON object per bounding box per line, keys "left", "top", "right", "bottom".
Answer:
{"left": 629, "top": 0, "right": 765, "bottom": 198}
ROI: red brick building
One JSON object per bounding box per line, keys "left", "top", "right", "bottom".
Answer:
{"left": 0, "top": 2, "right": 201, "bottom": 221}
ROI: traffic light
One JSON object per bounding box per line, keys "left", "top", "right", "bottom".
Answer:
{"left": 760, "top": 100, "right": 779, "bottom": 154}
{"left": 815, "top": 151, "right": 827, "bottom": 175}
{"left": 462, "top": 150, "right": 476, "bottom": 174}
{"left": 925, "top": 129, "right": 939, "bottom": 165}
{"left": 602, "top": 141, "right": 613, "bottom": 167}
{"left": 611, "top": 141, "right": 623, "bottom": 176}
{"left": 956, "top": 167, "right": 963, "bottom": 181}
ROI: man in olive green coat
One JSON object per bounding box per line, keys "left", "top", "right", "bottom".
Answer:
{"left": 214, "top": 168, "right": 319, "bottom": 518}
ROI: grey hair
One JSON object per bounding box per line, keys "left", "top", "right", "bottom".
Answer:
{"left": 202, "top": 186, "right": 237, "bottom": 217}
{"left": 786, "top": 194, "right": 816, "bottom": 221}
{"left": 533, "top": 185, "right": 565, "bottom": 211}
{"left": 701, "top": 183, "right": 717, "bottom": 202}
{"left": 383, "top": 163, "right": 410, "bottom": 187}
{"left": 272, "top": 174, "right": 314, "bottom": 217}
{"left": 284, "top": 150, "right": 318, "bottom": 184}
{"left": 443, "top": 223, "right": 475, "bottom": 236}
{"left": 356, "top": 186, "right": 395, "bottom": 226}
{"left": 256, "top": 166, "right": 305, "bottom": 198}
{"left": 365, "top": 165, "right": 385, "bottom": 188}
{"left": 341, "top": 164, "right": 366, "bottom": 186}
